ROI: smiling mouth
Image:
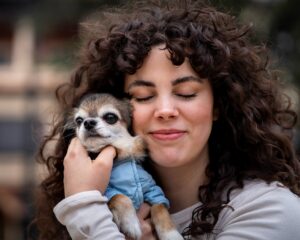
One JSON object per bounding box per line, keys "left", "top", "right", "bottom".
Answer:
{"left": 149, "top": 130, "right": 186, "bottom": 141}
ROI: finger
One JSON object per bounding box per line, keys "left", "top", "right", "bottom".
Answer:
{"left": 141, "top": 218, "right": 152, "bottom": 231}
{"left": 65, "top": 137, "right": 88, "bottom": 161}
{"left": 92, "top": 146, "right": 116, "bottom": 193}
{"left": 93, "top": 146, "right": 116, "bottom": 169}
{"left": 137, "top": 203, "right": 151, "bottom": 219}
{"left": 140, "top": 219, "right": 157, "bottom": 240}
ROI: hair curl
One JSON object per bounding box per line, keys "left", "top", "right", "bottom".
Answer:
{"left": 33, "top": 1, "right": 300, "bottom": 239}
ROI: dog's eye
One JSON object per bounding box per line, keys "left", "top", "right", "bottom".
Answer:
{"left": 103, "top": 113, "right": 118, "bottom": 125}
{"left": 75, "top": 117, "right": 84, "bottom": 125}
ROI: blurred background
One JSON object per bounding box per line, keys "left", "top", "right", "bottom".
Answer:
{"left": 0, "top": 0, "right": 299, "bottom": 239}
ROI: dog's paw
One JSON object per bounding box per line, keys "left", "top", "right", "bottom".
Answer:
{"left": 110, "top": 196, "right": 142, "bottom": 240}
{"left": 121, "top": 216, "right": 142, "bottom": 240}
{"left": 157, "top": 229, "right": 184, "bottom": 240}
{"left": 150, "top": 204, "right": 184, "bottom": 240}
{"left": 112, "top": 207, "right": 142, "bottom": 240}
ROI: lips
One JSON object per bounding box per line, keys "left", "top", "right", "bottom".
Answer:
{"left": 149, "top": 129, "right": 186, "bottom": 141}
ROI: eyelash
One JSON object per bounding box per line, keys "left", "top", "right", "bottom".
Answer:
{"left": 131, "top": 93, "right": 197, "bottom": 102}
{"left": 124, "top": 93, "right": 151, "bottom": 102}
{"left": 134, "top": 96, "right": 153, "bottom": 102}
{"left": 176, "top": 93, "right": 197, "bottom": 99}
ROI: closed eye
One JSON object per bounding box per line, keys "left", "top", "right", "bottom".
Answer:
{"left": 176, "top": 93, "right": 197, "bottom": 99}
{"left": 133, "top": 96, "right": 154, "bottom": 102}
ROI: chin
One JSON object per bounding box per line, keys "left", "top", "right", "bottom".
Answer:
{"left": 150, "top": 150, "right": 185, "bottom": 168}
{"left": 83, "top": 139, "right": 107, "bottom": 153}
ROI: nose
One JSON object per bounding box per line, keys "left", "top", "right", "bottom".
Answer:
{"left": 154, "top": 96, "right": 179, "bottom": 120}
{"left": 84, "top": 119, "right": 97, "bottom": 130}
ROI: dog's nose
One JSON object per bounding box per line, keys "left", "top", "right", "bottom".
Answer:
{"left": 84, "top": 119, "right": 97, "bottom": 130}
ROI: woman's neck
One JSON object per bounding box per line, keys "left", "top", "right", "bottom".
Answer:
{"left": 153, "top": 156, "right": 208, "bottom": 213}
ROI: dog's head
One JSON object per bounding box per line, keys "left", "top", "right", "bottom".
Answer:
{"left": 64, "top": 93, "right": 132, "bottom": 153}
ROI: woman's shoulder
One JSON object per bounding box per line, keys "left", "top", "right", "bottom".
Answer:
{"left": 215, "top": 179, "right": 300, "bottom": 239}
{"left": 229, "top": 179, "right": 300, "bottom": 208}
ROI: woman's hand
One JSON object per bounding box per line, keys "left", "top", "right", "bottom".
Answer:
{"left": 136, "top": 203, "right": 158, "bottom": 240}
{"left": 63, "top": 138, "right": 116, "bottom": 197}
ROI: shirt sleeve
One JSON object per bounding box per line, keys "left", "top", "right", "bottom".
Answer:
{"left": 215, "top": 183, "right": 300, "bottom": 240}
{"left": 53, "top": 190, "right": 125, "bottom": 240}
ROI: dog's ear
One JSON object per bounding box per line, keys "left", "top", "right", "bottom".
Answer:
{"left": 62, "top": 110, "right": 76, "bottom": 146}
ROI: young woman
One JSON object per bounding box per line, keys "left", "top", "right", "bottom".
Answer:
{"left": 34, "top": 1, "right": 300, "bottom": 239}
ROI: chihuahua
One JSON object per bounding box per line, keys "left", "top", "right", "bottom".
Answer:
{"left": 65, "top": 93, "right": 183, "bottom": 240}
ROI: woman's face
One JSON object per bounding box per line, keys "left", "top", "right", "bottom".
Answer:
{"left": 124, "top": 45, "right": 216, "bottom": 169}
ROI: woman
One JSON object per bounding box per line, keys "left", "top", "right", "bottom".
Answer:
{"left": 34, "top": 1, "right": 300, "bottom": 239}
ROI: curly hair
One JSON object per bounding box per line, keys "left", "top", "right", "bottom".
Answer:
{"left": 34, "top": 0, "right": 300, "bottom": 239}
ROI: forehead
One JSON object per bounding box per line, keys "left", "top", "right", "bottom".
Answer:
{"left": 124, "top": 45, "right": 198, "bottom": 88}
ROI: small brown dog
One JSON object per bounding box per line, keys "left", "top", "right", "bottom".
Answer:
{"left": 65, "top": 93, "right": 183, "bottom": 240}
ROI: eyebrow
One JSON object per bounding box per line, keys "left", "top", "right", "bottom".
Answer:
{"left": 172, "top": 76, "right": 204, "bottom": 85}
{"left": 127, "top": 80, "right": 155, "bottom": 90}
{"left": 127, "top": 75, "right": 203, "bottom": 90}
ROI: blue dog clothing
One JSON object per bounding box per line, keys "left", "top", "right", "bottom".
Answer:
{"left": 104, "top": 158, "right": 170, "bottom": 209}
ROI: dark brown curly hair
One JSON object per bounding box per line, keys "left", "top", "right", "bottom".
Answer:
{"left": 33, "top": 0, "right": 300, "bottom": 239}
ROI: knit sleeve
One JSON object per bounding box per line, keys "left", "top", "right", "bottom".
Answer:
{"left": 53, "top": 190, "right": 125, "bottom": 240}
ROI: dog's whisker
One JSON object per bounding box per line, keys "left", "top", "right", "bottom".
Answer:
{"left": 63, "top": 122, "right": 76, "bottom": 129}
{"left": 63, "top": 132, "right": 76, "bottom": 137}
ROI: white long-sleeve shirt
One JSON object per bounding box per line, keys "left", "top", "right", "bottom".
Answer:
{"left": 54, "top": 180, "right": 300, "bottom": 240}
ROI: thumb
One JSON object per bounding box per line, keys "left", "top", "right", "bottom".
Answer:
{"left": 92, "top": 146, "right": 116, "bottom": 192}
{"left": 93, "top": 146, "right": 116, "bottom": 169}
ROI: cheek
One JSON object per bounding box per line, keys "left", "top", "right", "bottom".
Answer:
{"left": 193, "top": 93, "right": 214, "bottom": 123}
{"left": 193, "top": 106, "right": 214, "bottom": 123}
{"left": 183, "top": 103, "right": 214, "bottom": 143}
{"left": 183, "top": 98, "right": 214, "bottom": 124}
{"left": 131, "top": 105, "right": 150, "bottom": 134}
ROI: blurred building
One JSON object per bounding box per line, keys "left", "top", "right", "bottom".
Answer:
{"left": 0, "top": 1, "right": 123, "bottom": 239}
{"left": 0, "top": 3, "right": 73, "bottom": 239}
{"left": 0, "top": 16, "right": 70, "bottom": 240}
